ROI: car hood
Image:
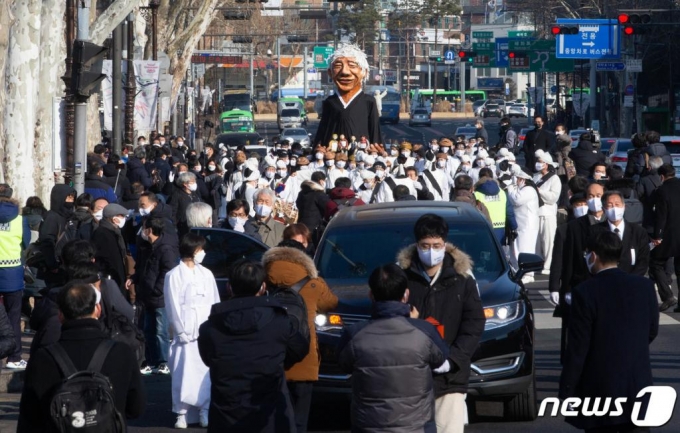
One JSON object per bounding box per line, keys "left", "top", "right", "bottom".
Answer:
{"left": 324, "top": 271, "right": 520, "bottom": 316}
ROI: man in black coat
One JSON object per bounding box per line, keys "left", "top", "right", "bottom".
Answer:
{"left": 649, "top": 164, "right": 680, "bottom": 311}
{"left": 313, "top": 45, "right": 382, "bottom": 146}
{"left": 168, "top": 171, "right": 203, "bottom": 238}
{"left": 559, "top": 231, "right": 658, "bottom": 432}
{"left": 18, "top": 283, "right": 145, "bottom": 432}
{"left": 397, "top": 214, "right": 485, "bottom": 433}
{"left": 637, "top": 156, "right": 663, "bottom": 235}
{"left": 522, "top": 115, "right": 553, "bottom": 170}
{"left": 133, "top": 217, "right": 179, "bottom": 375}
{"left": 198, "top": 260, "right": 308, "bottom": 432}
{"left": 126, "top": 147, "right": 153, "bottom": 189}
{"left": 92, "top": 204, "right": 130, "bottom": 288}
{"left": 558, "top": 182, "right": 606, "bottom": 363}
{"left": 221, "top": 199, "right": 262, "bottom": 242}
{"left": 569, "top": 136, "right": 605, "bottom": 178}
{"left": 591, "top": 190, "right": 650, "bottom": 276}
{"left": 37, "top": 184, "right": 77, "bottom": 285}
{"left": 296, "top": 173, "right": 330, "bottom": 239}
{"left": 474, "top": 118, "right": 489, "bottom": 144}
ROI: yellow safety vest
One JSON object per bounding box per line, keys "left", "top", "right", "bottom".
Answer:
{"left": 0, "top": 215, "right": 22, "bottom": 267}
{"left": 475, "top": 191, "right": 506, "bottom": 229}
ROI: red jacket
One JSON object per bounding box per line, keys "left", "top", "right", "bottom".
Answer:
{"left": 324, "top": 187, "right": 365, "bottom": 221}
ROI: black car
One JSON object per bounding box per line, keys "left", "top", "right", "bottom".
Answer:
{"left": 312, "top": 201, "right": 542, "bottom": 421}
{"left": 215, "top": 132, "right": 264, "bottom": 148}
{"left": 483, "top": 103, "right": 503, "bottom": 118}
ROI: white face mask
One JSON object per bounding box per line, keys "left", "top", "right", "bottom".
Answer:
{"left": 228, "top": 216, "right": 247, "bottom": 232}
{"left": 359, "top": 144, "right": 367, "bottom": 149}
{"left": 177, "top": 141, "right": 184, "bottom": 147}
{"left": 336, "top": 161, "right": 346, "bottom": 169}
{"left": 573, "top": 205, "right": 589, "bottom": 218}
{"left": 194, "top": 166, "right": 202, "bottom": 172}
{"left": 93, "top": 210, "right": 103, "bottom": 221}
{"left": 325, "top": 160, "right": 334, "bottom": 167}
{"left": 188, "top": 183, "right": 198, "bottom": 192}
{"left": 587, "top": 197, "right": 602, "bottom": 213}
{"left": 208, "top": 165, "right": 216, "bottom": 172}
{"left": 115, "top": 217, "right": 126, "bottom": 229}
{"left": 390, "top": 149, "right": 399, "bottom": 156}
{"left": 316, "top": 152, "right": 325, "bottom": 160}
{"left": 194, "top": 249, "right": 206, "bottom": 264}
{"left": 535, "top": 162, "right": 545, "bottom": 172}
{"left": 431, "top": 145, "right": 439, "bottom": 152}
{"left": 585, "top": 252, "right": 596, "bottom": 274}
{"left": 605, "top": 206, "right": 625, "bottom": 222}
{"left": 363, "top": 181, "right": 372, "bottom": 189}
{"left": 349, "top": 163, "right": 357, "bottom": 170}
{"left": 375, "top": 169, "right": 385, "bottom": 178}
{"left": 418, "top": 247, "right": 446, "bottom": 268}
{"left": 477, "top": 160, "right": 486, "bottom": 168}
{"left": 290, "top": 160, "right": 297, "bottom": 167}
{"left": 455, "top": 150, "right": 464, "bottom": 157}
{"left": 254, "top": 204, "right": 272, "bottom": 218}
{"left": 139, "top": 207, "right": 152, "bottom": 217}
{"left": 277, "top": 170, "right": 287, "bottom": 177}
{"left": 401, "top": 151, "right": 411, "bottom": 157}
{"left": 461, "top": 165, "right": 470, "bottom": 173}
{"left": 437, "top": 160, "right": 446, "bottom": 168}
{"left": 265, "top": 171, "right": 276, "bottom": 179}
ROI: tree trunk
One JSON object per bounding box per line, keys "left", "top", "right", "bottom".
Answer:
{"left": 0, "top": 0, "right": 17, "bottom": 184}
{"left": 3, "top": 0, "right": 42, "bottom": 203}
{"left": 90, "top": 0, "right": 144, "bottom": 46}
{"left": 33, "top": 0, "right": 66, "bottom": 201}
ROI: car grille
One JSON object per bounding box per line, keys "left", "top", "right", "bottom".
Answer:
{"left": 338, "top": 313, "right": 369, "bottom": 327}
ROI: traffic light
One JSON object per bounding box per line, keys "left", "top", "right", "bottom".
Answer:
{"left": 429, "top": 56, "right": 442, "bottom": 62}
{"left": 618, "top": 13, "right": 651, "bottom": 35}
{"left": 71, "top": 40, "right": 107, "bottom": 100}
{"left": 508, "top": 51, "right": 529, "bottom": 68}
{"left": 551, "top": 25, "right": 578, "bottom": 35}
{"left": 458, "top": 51, "right": 476, "bottom": 62}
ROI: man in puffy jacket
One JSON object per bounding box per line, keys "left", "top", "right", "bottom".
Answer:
{"left": 397, "top": 214, "right": 485, "bottom": 433}
{"left": 338, "top": 263, "right": 449, "bottom": 433}
{"left": 569, "top": 134, "right": 605, "bottom": 177}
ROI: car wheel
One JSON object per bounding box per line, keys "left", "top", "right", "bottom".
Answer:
{"left": 503, "top": 371, "right": 538, "bottom": 421}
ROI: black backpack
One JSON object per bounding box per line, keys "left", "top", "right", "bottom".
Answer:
{"left": 100, "top": 280, "right": 146, "bottom": 368}
{"left": 270, "top": 277, "right": 311, "bottom": 365}
{"left": 54, "top": 219, "right": 82, "bottom": 260}
{"left": 46, "top": 340, "right": 125, "bottom": 433}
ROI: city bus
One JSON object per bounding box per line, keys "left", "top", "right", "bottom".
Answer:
{"left": 219, "top": 109, "right": 255, "bottom": 133}
{"left": 411, "top": 89, "right": 488, "bottom": 104}
{"left": 365, "top": 85, "right": 401, "bottom": 124}
{"left": 568, "top": 88, "right": 591, "bottom": 96}
{"left": 220, "top": 90, "right": 255, "bottom": 113}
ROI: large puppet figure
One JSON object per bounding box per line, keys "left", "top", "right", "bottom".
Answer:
{"left": 314, "top": 44, "right": 383, "bottom": 147}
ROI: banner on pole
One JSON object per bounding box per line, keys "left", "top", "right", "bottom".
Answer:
{"left": 134, "top": 60, "right": 161, "bottom": 132}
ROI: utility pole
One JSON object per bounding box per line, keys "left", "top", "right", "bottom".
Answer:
{"left": 459, "top": 58, "right": 466, "bottom": 114}
{"left": 112, "top": 23, "right": 123, "bottom": 154}
{"left": 124, "top": 13, "right": 136, "bottom": 145}
{"left": 73, "top": 2, "right": 90, "bottom": 195}
{"left": 303, "top": 45, "right": 309, "bottom": 99}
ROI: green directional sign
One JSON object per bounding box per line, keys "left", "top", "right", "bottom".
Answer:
{"left": 508, "top": 40, "right": 575, "bottom": 72}
{"left": 313, "top": 46, "right": 334, "bottom": 69}
{"left": 473, "top": 42, "right": 494, "bottom": 52}
{"left": 509, "top": 30, "right": 536, "bottom": 38}
{"left": 472, "top": 31, "right": 493, "bottom": 39}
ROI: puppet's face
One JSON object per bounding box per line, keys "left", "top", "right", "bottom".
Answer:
{"left": 330, "top": 57, "right": 365, "bottom": 95}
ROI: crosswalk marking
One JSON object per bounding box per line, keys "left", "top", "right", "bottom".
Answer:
{"left": 534, "top": 290, "right": 680, "bottom": 329}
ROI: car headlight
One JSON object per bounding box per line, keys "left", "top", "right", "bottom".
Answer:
{"left": 315, "top": 313, "right": 344, "bottom": 332}
{"left": 483, "top": 301, "right": 524, "bottom": 330}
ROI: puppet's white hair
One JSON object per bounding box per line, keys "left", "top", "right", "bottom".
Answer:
{"left": 327, "top": 44, "right": 370, "bottom": 82}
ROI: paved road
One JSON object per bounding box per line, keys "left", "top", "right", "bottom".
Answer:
{"left": 2, "top": 276, "right": 679, "bottom": 433}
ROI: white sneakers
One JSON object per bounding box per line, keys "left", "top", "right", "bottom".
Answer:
{"left": 5, "top": 360, "right": 27, "bottom": 369}
{"left": 174, "top": 414, "right": 187, "bottom": 429}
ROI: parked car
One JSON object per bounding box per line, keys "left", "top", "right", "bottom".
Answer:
{"left": 660, "top": 135, "right": 680, "bottom": 170}
{"left": 278, "top": 108, "right": 303, "bottom": 131}
{"left": 491, "top": 99, "right": 507, "bottom": 114}
{"left": 280, "top": 128, "right": 311, "bottom": 147}
{"left": 598, "top": 137, "right": 618, "bottom": 156}
{"left": 313, "top": 201, "right": 542, "bottom": 421}
{"left": 507, "top": 103, "right": 528, "bottom": 118}
{"left": 409, "top": 108, "right": 432, "bottom": 127}
{"left": 455, "top": 126, "right": 478, "bottom": 141}
{"left": 608, "top": 138, "right": 633, "bottom": 167}
{"left": 215, "top": 132, "right": 264, "bottom": 148}
{"left": 473, "top": 99, "right": 488, "bottom": 117}
{"left": 483, "top": 103, "right": 503, "bottom": 118}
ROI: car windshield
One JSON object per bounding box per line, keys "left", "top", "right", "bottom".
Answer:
{"left": 284, "top": 129, "right": 306, "bottom": 135}
{"left": 282, "top": 109, "right": 299, "bottom": 117}
{"left": 317, "top": 223, "right": 504, "bottom": 283}
{"left": 486, "top": 104, "right": 499, "bottom": 109}
{"left": 492, "top": 99, "right": 505, "bottom": 104}
{"left": 414, "top": 110, "right": 428, "bottom": 115}
{"left": 473, "top": 100, "right": 486, "bottom": 108}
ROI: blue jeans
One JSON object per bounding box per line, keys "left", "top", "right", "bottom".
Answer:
{"left": 143, "top": 306, "right": 169, "bottom": 366}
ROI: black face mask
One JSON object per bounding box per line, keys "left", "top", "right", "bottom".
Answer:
{"left": 534, "top": 123, "right": 542, "bottom": 129}
{"left": 63, "top": 202, "right": 75, "bottom": 210}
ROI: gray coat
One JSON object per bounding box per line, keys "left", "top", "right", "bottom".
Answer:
{"left": 338, "top": 301, "right": 448, "bottom": 433}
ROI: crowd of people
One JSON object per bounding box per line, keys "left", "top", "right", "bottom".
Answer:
{"left": 0, "top": 106, "right": 676, "bottom": 432}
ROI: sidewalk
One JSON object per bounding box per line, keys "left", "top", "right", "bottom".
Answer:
{"left": 0, "top": 332, "right": 31, "bottom": 433}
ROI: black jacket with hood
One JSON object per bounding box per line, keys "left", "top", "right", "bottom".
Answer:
{"left": 198, "top": 296, "right": 309, "bottom": 433}
{"left": 295, "top": 180, "right": 330, "bottom": 233}
{"left": 92, "top": 219, "right": 128, "bottom": 288}
{"left": 137, "top": 233, "right": 179, "bottom": 309}
{"left": 398, "top": 243, "right": 486, "bottom": 397}
{"left": 37, "top": 184, "right": 76, "bottom": 272}
{"left": 569, "top": 140, "right": 605, "bottom": 177}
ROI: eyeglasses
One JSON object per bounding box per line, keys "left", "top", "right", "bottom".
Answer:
{"left": 417, "top": 242, "right": 445, "bottom": 251}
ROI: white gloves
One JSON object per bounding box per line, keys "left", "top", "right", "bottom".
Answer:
{"left": 413, "top": 181, "right": 423, "bottom": 190}
{"left": 565, "top": 293, "right": 572, "bottom": 305}
{"left": 177, "top": 333, "right": 191, "bottom": 344}
{"left": 433, "top": 359, "right": 451, "bottom": 374}
{"left": 168, "top": 171, "right": 175, "bottom": 183}
{"left": 550, "top": 292, "right": 560, "bottom": 305}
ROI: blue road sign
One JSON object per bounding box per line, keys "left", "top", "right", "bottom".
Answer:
{"left": 496, "top": 38, "right": 509, "bottom": 68}
{"left": 596, "top": 61, "right": 625, "bottom": 71}
{"left": 445, "top": 50, "right": 455, "bottom": 61}
{"left": 555, "top": 18, "right": 621, "bottom": 59}
{"left": 625, "top": 84, "right": 634, "bottom": 95}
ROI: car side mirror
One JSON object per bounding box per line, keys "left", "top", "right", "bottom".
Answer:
{"left": 515, "top": 253, "right": 544, "bottom": 283}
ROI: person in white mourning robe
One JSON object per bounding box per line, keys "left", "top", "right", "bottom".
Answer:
{"left": 164, "top": 233, "right": 221, "bottom": 429}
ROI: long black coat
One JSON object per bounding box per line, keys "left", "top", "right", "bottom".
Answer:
{"left": 17, "top": 319, "right": 146, "bottom": 432}
{"left": 198, "top": 297, "right": 309, "bottom": 433}
{"left": 569, "top": 140, "right": 605, "bottom": 177}
{"left": 314, "top": 92, "right": 382, "bottom": 147}
{"left": 559, "top": 269, "right": 658, "bottom": 430}
{"left": 168, "top": 187, "right": 202, "bottom": 238}
{"left": 591, "top": 221, "right": 650, "bottom": 276}
{"left": 37, "top": 184, "right": 77, "bottom": 273}
{"left": 137, "top": 234, "right": 179, "bottom": 309}
{"left": 636, "top": 170, "right": 662, "bottom": 234}
{"left": 397, "top": 244, "right": 486, "bottom": 397}
{"left": 523, "top": 127, "right": 553, "bottom": 169}
{"left": 295, "top": 181, "right": 330, "bottom": 233}
{"left": 92, "top": 220, "right": 128, "bottom": 288}
{"left": 652, "top": 176, "right": 680, "bottom": 257}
